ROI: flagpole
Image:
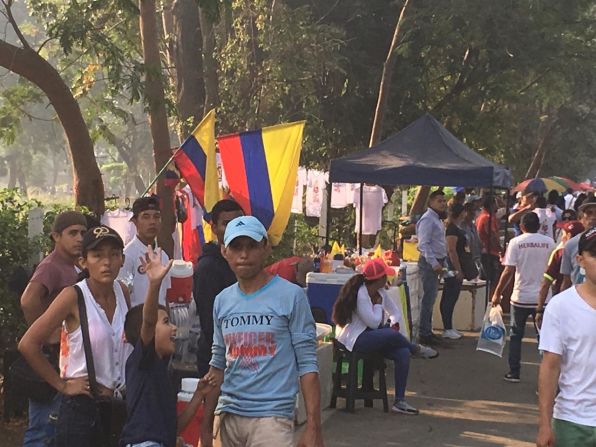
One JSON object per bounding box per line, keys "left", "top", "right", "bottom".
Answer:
{"left": 141, "top": 150, "right": 179, "bottom": 197}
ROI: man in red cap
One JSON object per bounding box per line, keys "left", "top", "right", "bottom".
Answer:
{"left": 536, "top": 220, "right": 585, "bottom": 327}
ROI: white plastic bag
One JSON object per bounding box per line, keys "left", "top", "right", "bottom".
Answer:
{"left": 476, "top": 304, "right": 506, "bottom": 357}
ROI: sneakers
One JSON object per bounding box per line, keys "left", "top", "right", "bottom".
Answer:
{"left": 418, "top": 333, "right": 444, "bottom": 346}
{"left": 442, "top": 329, "right": 463, "bottom": 340}
{"left": 412, "top": 344, "right": 439, "bottom": 359}
{"left": 392, "top": 400, "right": 419, "bottom": 415}
{"left": 504, "top": 372, "right": 520, "bottom": 383}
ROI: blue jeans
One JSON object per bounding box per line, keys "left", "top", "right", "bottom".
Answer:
{"left": 508, "top": 305, "right": 536, "bottom": 375}
{"left": 440, "top": 277, "right": 462, "bottom": 330}
{"left": 353, "top": 328, "right": 417, "bottom": 401}
{"left": 418, "top": 256, "right": 443, "bottom": 337}
{"left": 23, "top": 394, "right": 61, "bottom": 447}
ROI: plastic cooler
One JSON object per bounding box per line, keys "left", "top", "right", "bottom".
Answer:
{"left": 306, "top": 272, "right": 355, "bottom": 324}
{"left": 166, "top": 260, "right": 194, "bottom": 304}
{"left": 177, "top": 378, "right": 204, "bottom": 447}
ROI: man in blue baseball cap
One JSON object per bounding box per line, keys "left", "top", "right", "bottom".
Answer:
{"left": 200, "top": 216, "right": 324, "bottom": 447}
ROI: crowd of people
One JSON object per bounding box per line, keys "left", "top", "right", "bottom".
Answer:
{"left": 16, "top": 198, "right": 324, "bottom": 447}
{"left": 413, "top": 186, "right": 596, "bottom": 446}
{"left": 11, "top": 184, "right": 596, "bottom": 447}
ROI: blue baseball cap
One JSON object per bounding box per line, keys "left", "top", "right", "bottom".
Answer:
{"left": 223, "top": 216, "right": 268, "bottom": 247}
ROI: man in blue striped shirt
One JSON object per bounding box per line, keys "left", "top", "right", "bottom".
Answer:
{"left": 416, "top": 190, "right": 448, "bottom": 346}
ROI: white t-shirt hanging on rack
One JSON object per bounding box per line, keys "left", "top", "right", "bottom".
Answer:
{"left": 101, "top": 209, "right": 136, "bottom": 245}
{"left": 331, "top": 183, "right": 351, "bottom": 209}
{"left": 352, "top": 185, "right": 388, "bottom": 235}
{"left": 216, "top": 152, "right": 228, "bottom": 189}
{"left": 305, "top": 170, "right": 328, "bottom": 217}
{"left": 291, "top": 167, "right": 308, "bottom": 214}
{"left": 182, "top": 185, "right": 203, "bottom": 231}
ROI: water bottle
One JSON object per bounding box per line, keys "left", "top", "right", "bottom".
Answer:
{"left": 398, "top": 264, "right": 407, "bottom": 285}
{"left": 313, "top": 257, "right": 321, "bottom": 273}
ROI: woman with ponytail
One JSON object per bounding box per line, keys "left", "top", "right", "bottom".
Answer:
{"left": 332, "top": 258, "right": 438, "bottom": 415}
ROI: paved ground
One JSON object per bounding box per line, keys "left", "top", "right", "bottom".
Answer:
{"left": 312, "top": 325, "right": 541, "bottom": 447}
{"left": 1, "top": 325, "right": 541, "bottom": 447}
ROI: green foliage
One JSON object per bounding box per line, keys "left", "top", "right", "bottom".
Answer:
{"left": 0, "top": 189, "right": 87, "bottom": 347}
{"left": 0, "top": 189, "right": 41, "bottom": 347}
{"left": 0, "top": 83, "right": 44, "bottom": 145}
{"left": 217, "top": 0, "right": 347, "bottom": 169}
{"left": 268, "top": 214, "right": 319, "bottom": 263}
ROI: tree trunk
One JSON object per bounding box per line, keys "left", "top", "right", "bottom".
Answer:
{"left": 410, "top": 185, "right": 431, "bottom": 217}
{"left": 7, "top": 154, "right": 17, "bottom": 189}
{"left": 172, "top": 0, "right": 205, "bottom": 136}
{"left": 0, "top": 40, "right": 105, "bottom": 214}
{"left": 368, "top": 0, "right": 412, "bottom": 147}
{"left": 199, "top": 6, "right": 220, "bottom": 114}
{"left": 139, "top": 0, "right": 175, "bottom": 256}
{"left": 17, "top": 161, "right": 27, "bottom": 195}
{"left": 525, "top": 116, "right": 557, "bottom": 179}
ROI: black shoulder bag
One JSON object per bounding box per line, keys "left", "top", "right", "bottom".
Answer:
{"left": 75, "top": 285, "right": 127, "bottom": 447}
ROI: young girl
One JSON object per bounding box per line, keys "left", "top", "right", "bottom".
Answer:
{"left": 19, "top": 226, "right": 132, "bottom": 446}
{"left": 332, "top": 258, "right": 438, "bottom": 415}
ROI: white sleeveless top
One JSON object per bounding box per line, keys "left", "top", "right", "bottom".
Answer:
{"left": 60, "top": 279, "right": 132, "bottom": 391}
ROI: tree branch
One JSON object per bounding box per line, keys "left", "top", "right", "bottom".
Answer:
{"left": 1, "top": 0, "right": 31, "bottom": 50}
{"left": 37, "top": 37, "right": 57, "bottom": 54}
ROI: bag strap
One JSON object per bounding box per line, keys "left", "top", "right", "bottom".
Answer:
{"left": 74, "top": 284, "right": 100, "bottom": 397}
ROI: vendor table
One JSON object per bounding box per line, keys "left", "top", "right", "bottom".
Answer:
{"left": 432, "top": 280, "right": 487, "bottom": 331}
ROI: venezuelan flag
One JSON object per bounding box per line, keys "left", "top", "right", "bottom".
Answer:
{"left": 174, "top": 110, "right": 221, "bottom": 214}
{"left": 218, "top": 121, "right": 305, "bottom": 245}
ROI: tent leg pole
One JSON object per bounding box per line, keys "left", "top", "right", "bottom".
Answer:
{"left": 325, "top": 181, "right": 332, "bottom": 247}
{"left": 486, "top": 186, "right": 495, "bottom": 308}
{"left": 359, "top": 183, "right": 364, "bottom": 255}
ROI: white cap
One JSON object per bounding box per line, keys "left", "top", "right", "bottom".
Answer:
{"left": 169, "top": 260, "right": 194, "bottom": 279}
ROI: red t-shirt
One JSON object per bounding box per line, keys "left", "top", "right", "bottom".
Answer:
{"left": 265, "top": 256, "right": 302, "bottom": 284}
{"left": 30, "top": 250, "right": 79, "bottom": 305}
{"left": 476, "top": 210, "right": 500, "bottom": 256}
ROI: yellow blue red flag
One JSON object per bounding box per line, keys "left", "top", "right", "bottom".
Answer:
{"left": 173, "top": 109, "right": 221, "bottom": 214}
{"left": 218, "top": 121, "right": 305, "bottom": 245}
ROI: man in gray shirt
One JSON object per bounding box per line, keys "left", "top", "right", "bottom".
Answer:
{"left": 416, "top": 189, "right": 447, "bottom": 345}
{"left": 560, "top": 197, "right": 596, "bottom": 289}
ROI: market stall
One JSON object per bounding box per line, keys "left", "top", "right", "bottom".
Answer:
{"left": 324, "top": 113, "right": 512, "bottom": 336}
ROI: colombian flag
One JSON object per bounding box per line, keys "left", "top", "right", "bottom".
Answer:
{"left": 173, "top": 109, "right": 221, "bottom": 214}
{"left": 218, "top": 121, "right": 305, "bottom": 245}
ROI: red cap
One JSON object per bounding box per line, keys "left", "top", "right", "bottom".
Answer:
{"left": 556, "top": 220, "right": 585, "bottom": 237}
{"left": 362, "top": 258, "right": 395, "bottom": 281}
